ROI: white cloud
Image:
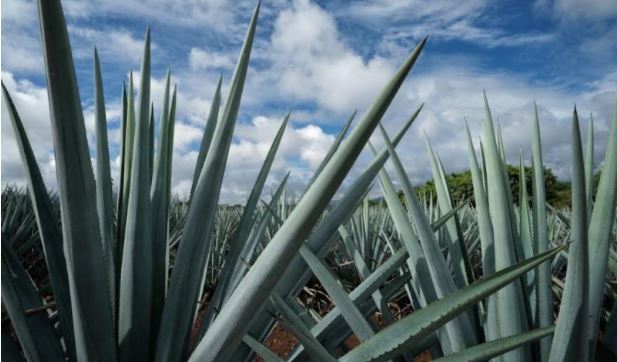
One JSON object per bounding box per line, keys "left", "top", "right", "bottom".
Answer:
{"left": 347, "top": 0, "right": 556, "bottom": 48}
{"left": 1, "top": 0, "right": 42, "bottom": 73}
{"left": 60, "top": 0, "right": 260, "bottom": 35}
{"left": 268, "top": 0, "right": 395, "bottom": 113}
{"left": 67, "top": 26, "right": 154, "bottom": 64}
{"left": 535, "top": 0, "right": 617, "bottom": 21}
{"left": 189, "top": 48, "right": 234, "bottom": 70}
{"left": 1, "top": 72, "right": 56, "bottom": 187}
{"left": 162, "top": 113, "right": 336, "bottom": 202}
{"left": 2, "top": 0, "right": 616, "bottom": 205}
{"left": 347, "top": 0, "right": 488, "bottom": 25}
{"left": 379, "top": 67, "right": 617, "bottom": 184}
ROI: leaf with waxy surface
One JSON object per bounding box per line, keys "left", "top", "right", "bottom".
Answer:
{"left": 549, "top": 108, "right": 589, "bottom": 362}
{"left": 198, "top": 113, "right": 289, "bottom": 335}
{"left": 482, "top": 93, "right": 530, "bottom": 361}
{"left": 531, "top": 102, "right": 553, "bottom": 360}
{"left": 379, "top": 124, "right": 477, "bottom": 352}
{"left": 190, "top": 76, "right": 222, "bottom": 198}
{"left": 36, "top": 0, "right": 117, "bottom": 359}
{"left": 155, "top": 4, "right": 260, "bottom": 361}
{"left": 1, "top": 238, "right": 66, "bottom": 362}
{"left": 340, "top": 245, "right": 565, "bottom": 362}
{"left": 191, "top": 35, "right": 427, "bottom": 362}
{"left": 586, "top": 100, "right": 617, "bottom": 360}
{"left": 150, "top": 76, "right": 176, "bottom": 341}
{"left": 434, "top": 326, "right": 555, "bottom": 362}
{"left": 93, "top": 48, "right": 117, "bottom": 326}
{"left": 119, "top": 28, "right": 154, "bottom": 362}
{"left": 300, "top": 244, "right": 376, "bottom": 341}
{"left": 2, "top": 82, "right": 76, "bottom": 360}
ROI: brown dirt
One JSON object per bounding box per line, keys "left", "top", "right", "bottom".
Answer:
{"left": 253, "top": 323, "right": 299, "bottom": 361}
{"left": 415, "top": 351, "right": 432, "bottom": 362}
{"left": 191, "top": 284, "right": 433, "bottom": 361}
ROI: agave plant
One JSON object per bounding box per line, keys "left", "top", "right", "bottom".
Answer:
{"left": 2, "top": 0, "right": 617, "bottom": 362}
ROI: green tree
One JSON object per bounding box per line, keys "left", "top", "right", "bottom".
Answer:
{"left": 411, "top": 165, "right": 572, "bottom": 208}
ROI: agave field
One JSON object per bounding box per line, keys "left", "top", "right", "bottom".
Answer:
{"left": 2, "top": 1, "right": 617, "bottom": 361}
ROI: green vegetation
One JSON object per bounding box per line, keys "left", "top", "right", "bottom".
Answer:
{"left": 1, "top": 1, "right": 616, "bottom": 362}
{"left": 413, "top": 165, "right": 599, "bottom": 209}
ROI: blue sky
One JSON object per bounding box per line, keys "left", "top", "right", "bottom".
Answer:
{"left": 2, "top": 0, "right": 616, "bottom": 202}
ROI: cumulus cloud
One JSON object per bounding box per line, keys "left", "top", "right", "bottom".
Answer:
{"left": 1, "top": 72, "right": 56, "bottom": 186}
{"left": 68, "top": 26, "right": 153, "bottom": 64}
{"left": 168, "top": 114, "right": 335, "bottom": 202}
{"left": 2, "top": 0, "right": 616, "bottom": 205}
{"left": 268, "top": 0, "right": 395, "bottom": 113}
{"left": 383, "top": 67, "right": 617, "bottom": 183}
{"left": 189, "top": 49, "right": 234, "bottom": 70}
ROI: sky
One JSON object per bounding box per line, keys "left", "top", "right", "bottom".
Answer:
{"left": 1, "top": 0, "right": 616, "bottom": 203}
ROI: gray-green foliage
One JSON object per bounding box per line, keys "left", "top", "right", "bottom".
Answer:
{"left": 1, "top": 1, "right": 616, "bottom": 362}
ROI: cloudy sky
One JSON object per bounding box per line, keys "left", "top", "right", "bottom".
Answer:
{"left": 2, "top": 0, "right": 616, "bottom": 203}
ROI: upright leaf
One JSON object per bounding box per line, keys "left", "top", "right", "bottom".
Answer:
{"left": 519, "top": 151, "right": 536, "bottom": 321}
{"left": 36, "top": 0, "right": 116, "bottom": 359}
{"left": 118, "top": 73, "right": 136, "bottom": 250}
{"left": 115, "top": 81, "right": 128, "bottom": 253}
{"left": 118, "top": 28, "right": 154, "bottom": 362}
{"left": 531, "top": 102, "right": 553, "bottom": 360}
{"left": 549, "top": 108, "right": 589, "bottom": 362}
{"left": 483, "top": 94, "right": 530, "bottom": 361}
{"left": 150, "top": 78, "right": 176, "bottom": 341}
{"left": 464, "top": 123, "right": 494, "bottom": 276}
{"left": 425, "top": 137, "right": 470, "bottom": 288}
{"left": 221, "top": 113, "right": 290, "bottom": 302}
{"left": 190, "top": 77, "right": 222, "bottom": 198}
{"left": 155, "top": 5, "right": 260, "bottom": 361}
{"left": 584, "top": 115, "right": 594, "bottom": 224}
{"left": 380, "top": 125, "right": 477, "bottom": 351}
{"left": 199, "top": 113, "right": 289, "bottom": 333}
{"left": 93, "top": 48, "right": 117, "bottom": 323}
{"left": 586, "top": 101, "right": 617, "bottom": 359}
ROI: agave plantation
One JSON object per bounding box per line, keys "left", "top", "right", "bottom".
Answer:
{"left": 1, "top": 0, "right": 617, "bottom": 361}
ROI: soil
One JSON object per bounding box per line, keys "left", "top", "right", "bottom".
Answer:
{"left": 253, "top": 323, "right": 299, "bottom": 361}
{"left": 254, "top": 313, "right": 433, "bottom": 362}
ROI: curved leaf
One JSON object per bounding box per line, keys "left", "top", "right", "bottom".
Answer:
{"left": 1, "top": 239, "right": 65, "bottom": 362}
{"left": 2, "top": 83, "right": 76, "bottom": 360}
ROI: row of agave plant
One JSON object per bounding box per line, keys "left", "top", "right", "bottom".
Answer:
{"left": 1, "top": 0, "right": 616, "bottom": 361}
{"left": 5, "top": 183, "right": 614, "bottom": 329}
